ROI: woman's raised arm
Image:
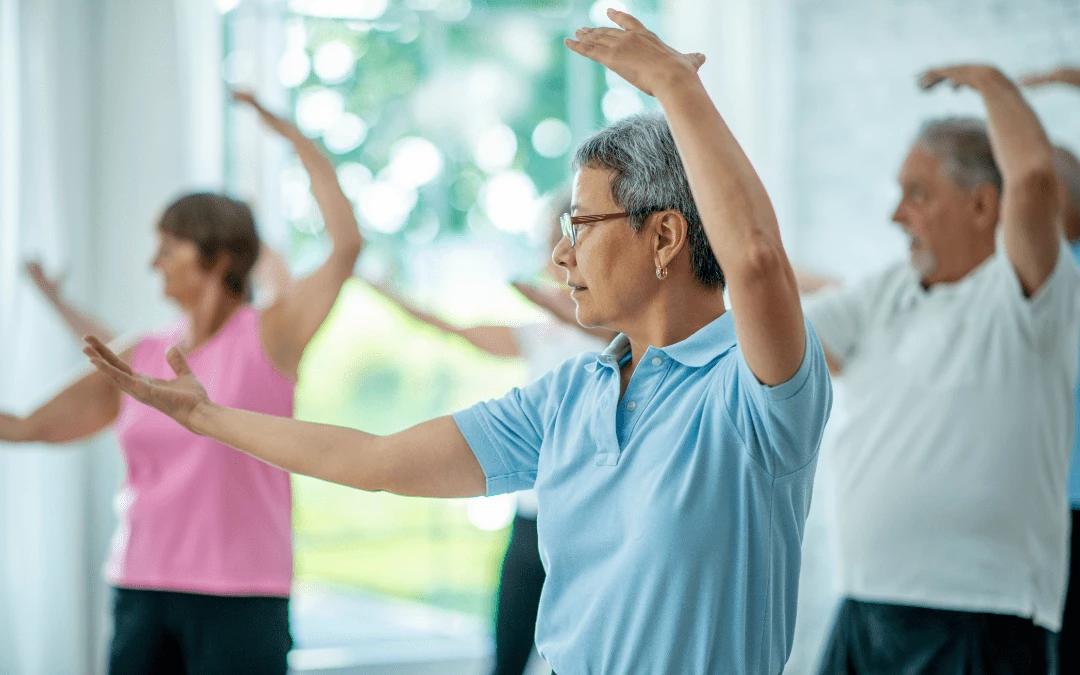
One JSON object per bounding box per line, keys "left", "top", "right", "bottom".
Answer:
{"left": 233, "top": 91, "right": 364, "bottom": 379}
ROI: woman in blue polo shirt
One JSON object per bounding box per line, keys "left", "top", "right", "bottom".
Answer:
{"left": 84, "top": 10, "right": 832, "bottom": 674}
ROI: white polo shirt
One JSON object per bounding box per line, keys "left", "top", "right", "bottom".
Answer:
{"left": 805, "top": 239, "right": 1080, "bottom": 630}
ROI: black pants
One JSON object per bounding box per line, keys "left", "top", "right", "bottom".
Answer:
{"left": 1061, "top": 510, "right": 1080, "bottom": 672}
{"left": 492, "top": 515, "right": 546, "bottom": 675}
{"left": 108, "top": 587, "right": 291, "bottom": 675}
{"left": 817, "top": 598, "right": 1057, "bottom": 675}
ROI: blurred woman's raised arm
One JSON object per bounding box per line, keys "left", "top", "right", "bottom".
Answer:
{"left": 233, "top": 92, "right": 364, "bottom": 379}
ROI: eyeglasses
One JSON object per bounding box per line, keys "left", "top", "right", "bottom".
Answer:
{"left": 559, "top": 209, "right": 656, "bottom": 247}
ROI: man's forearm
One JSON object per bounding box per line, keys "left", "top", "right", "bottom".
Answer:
{"left": 975, "top": 70, "right": 1056, "bottom": 182}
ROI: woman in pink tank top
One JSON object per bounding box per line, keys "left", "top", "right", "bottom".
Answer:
{"left": 0, "top": 93, "right": 362, "bottom": 675}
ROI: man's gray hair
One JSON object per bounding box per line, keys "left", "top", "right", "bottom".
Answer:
{"left": 915, "top": 117, "right": 1003, "bottom": 194}
{"left": 1054, "top": 145, "right": 1080, "bottom": 211}
{"left": 572, "top": 112, "right": 725, "bottom": 289}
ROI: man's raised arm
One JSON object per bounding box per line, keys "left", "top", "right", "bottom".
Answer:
{"left": 922, "top": 65, "right": 1060, "bottom": 295}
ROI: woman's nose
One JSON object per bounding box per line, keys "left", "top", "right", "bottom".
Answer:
{"left": 552, "top": 235, "right": 572, "bottom": 268}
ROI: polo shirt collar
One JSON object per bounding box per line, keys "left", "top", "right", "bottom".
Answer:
{"left": 895, "top": 251, "right": 998, "bottom": 311}
{"left": 586, "top": 312, "right": 737, "bottom": 372}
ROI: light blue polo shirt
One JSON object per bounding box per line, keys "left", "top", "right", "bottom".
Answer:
{"left": 1070, "top": 240, "right": 1080, "bottom": 508}
{"left": 453, "top": 312, "right": 832, "bottom": 674}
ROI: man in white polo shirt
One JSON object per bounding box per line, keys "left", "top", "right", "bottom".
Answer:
{"left": 807, "top": 64, "right": 1080, "bottom": 674}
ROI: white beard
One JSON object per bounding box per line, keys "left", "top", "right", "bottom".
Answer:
{"left": 910, "top": 247, "right": 937, "bottom": 281}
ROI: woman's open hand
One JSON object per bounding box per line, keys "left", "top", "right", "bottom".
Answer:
{"left": 564, "top": 8, "right": 704, "bottom": 98}
{"left": 83, "top": 336, "right": 211, "bottom": 433}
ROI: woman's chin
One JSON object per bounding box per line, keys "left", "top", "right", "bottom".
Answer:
{"left": 574, "top": 306, "right": 602, "bottom": 329}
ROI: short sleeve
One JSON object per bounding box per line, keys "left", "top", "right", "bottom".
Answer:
{"left": 994, "top": 239, "right": 1080, "bottom": 348}
{"left": 452, "top": 366, "right": 561, "bottom": 496}
{"left": 802, "top": 285, "right": 872, "bottom": 368}
{"left": 723, "top": 321, "right": 834, "bottom": 478}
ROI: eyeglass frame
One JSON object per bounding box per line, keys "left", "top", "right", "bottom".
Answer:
{"left": 559, "top": 208, "right": 659, "bottom": 247}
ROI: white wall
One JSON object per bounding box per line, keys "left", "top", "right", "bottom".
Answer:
{"left": 789, "top": 0, "right": 1080, "bottom": 281}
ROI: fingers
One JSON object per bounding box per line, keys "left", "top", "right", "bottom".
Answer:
{"left": 564, "top": 37, "right": 597, "bottom": 60}
{"left": 918, "top": 70, "right": 947, "bottom": 90}
{"left": 574, "top": 26, "right": 621, "bottom": 45}
{"left": 607, "top": 8, "right": 647, "bottom": 32}
{"left": 83, "top": 345, "right": 143, "bottom": 397}
{"left": 689, "top": 53, "right": 706, "bottom": 70}
{"left": 83, "top": 336, "right": 135, "bottom": 376}
{"left": 166, "top": 346, "right": 193, "bottom": 378}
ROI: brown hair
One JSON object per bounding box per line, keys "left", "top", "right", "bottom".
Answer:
{"left": 158, "top": 193, "right": 260, "bottom": 297}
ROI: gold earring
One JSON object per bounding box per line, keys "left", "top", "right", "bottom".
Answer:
{"left": 656, "top": 266, "right": 668, "bottom": 280}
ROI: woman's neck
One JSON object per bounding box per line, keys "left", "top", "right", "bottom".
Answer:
{"left": 183, "top": 289, "right": 246, "bottom": 350}
{"left": 622, "top": 284, "right": 726, "bottom": 370}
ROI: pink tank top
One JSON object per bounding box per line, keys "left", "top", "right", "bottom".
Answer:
{"left": 110, "top": 306, "right": 295, "bottom": 597}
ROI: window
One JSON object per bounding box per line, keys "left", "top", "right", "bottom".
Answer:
{"left": 224, "top": 0, "right": 658, "bottom": 619}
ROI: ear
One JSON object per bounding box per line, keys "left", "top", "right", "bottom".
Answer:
{"left": 650, "top": 210, "right": 690, "bottom": 271}
{"left": 970, "top": 183, "right": 1000, "bottom": 233}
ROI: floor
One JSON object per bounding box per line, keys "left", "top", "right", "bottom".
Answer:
{"left": 288, "top": 584, "right": 550, "bottom": 675}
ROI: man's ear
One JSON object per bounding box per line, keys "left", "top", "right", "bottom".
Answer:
{"left": 651, "top": 210, "right": 690, "bottom": 270}
{"left": 971, "top": 183, "right": 1001, "bottom": 233}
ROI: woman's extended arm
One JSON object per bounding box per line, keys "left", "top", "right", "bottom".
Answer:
{"left": 83, "top": 337, "right": 486, "bottom": 497}
{"left": 368, "top": 281, "right": 521, "bottom": 358}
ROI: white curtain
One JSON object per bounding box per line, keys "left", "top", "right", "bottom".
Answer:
{"left": 0, "top": 1, "right": 221, "bottom": 672}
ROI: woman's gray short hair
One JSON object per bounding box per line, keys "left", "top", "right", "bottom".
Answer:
{"left": 915, "top": 118, "right": 1003, "bottom": 194}
{"left": 572, "top": 112, "right": 725, "bottom": 289}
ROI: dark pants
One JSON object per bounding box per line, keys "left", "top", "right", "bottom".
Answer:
{"left": 817, "top": 598, "right": 1057, "bottom": 675}
{"left": 1061, "top": 510, "right": 1080, "bottom": 672}
{"left": 492, "top": 515, "right": 546, "bottom": 675}
{"left": 108, "top": 587, "right": 291, "bottom": 675}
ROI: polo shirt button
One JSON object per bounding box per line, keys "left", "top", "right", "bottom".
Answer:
{"left": 627, "top": 401, "right": 637, "bottom": 411}
{"left": 651, "top": 357, "right": 662, "bottom": 366}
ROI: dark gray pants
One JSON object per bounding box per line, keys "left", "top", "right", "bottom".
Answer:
{"left": 817, "top": 599, "right": 1057, "bottom": 675}
{"left": 108, "top": 587, "right": 291, "bottom": 675}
